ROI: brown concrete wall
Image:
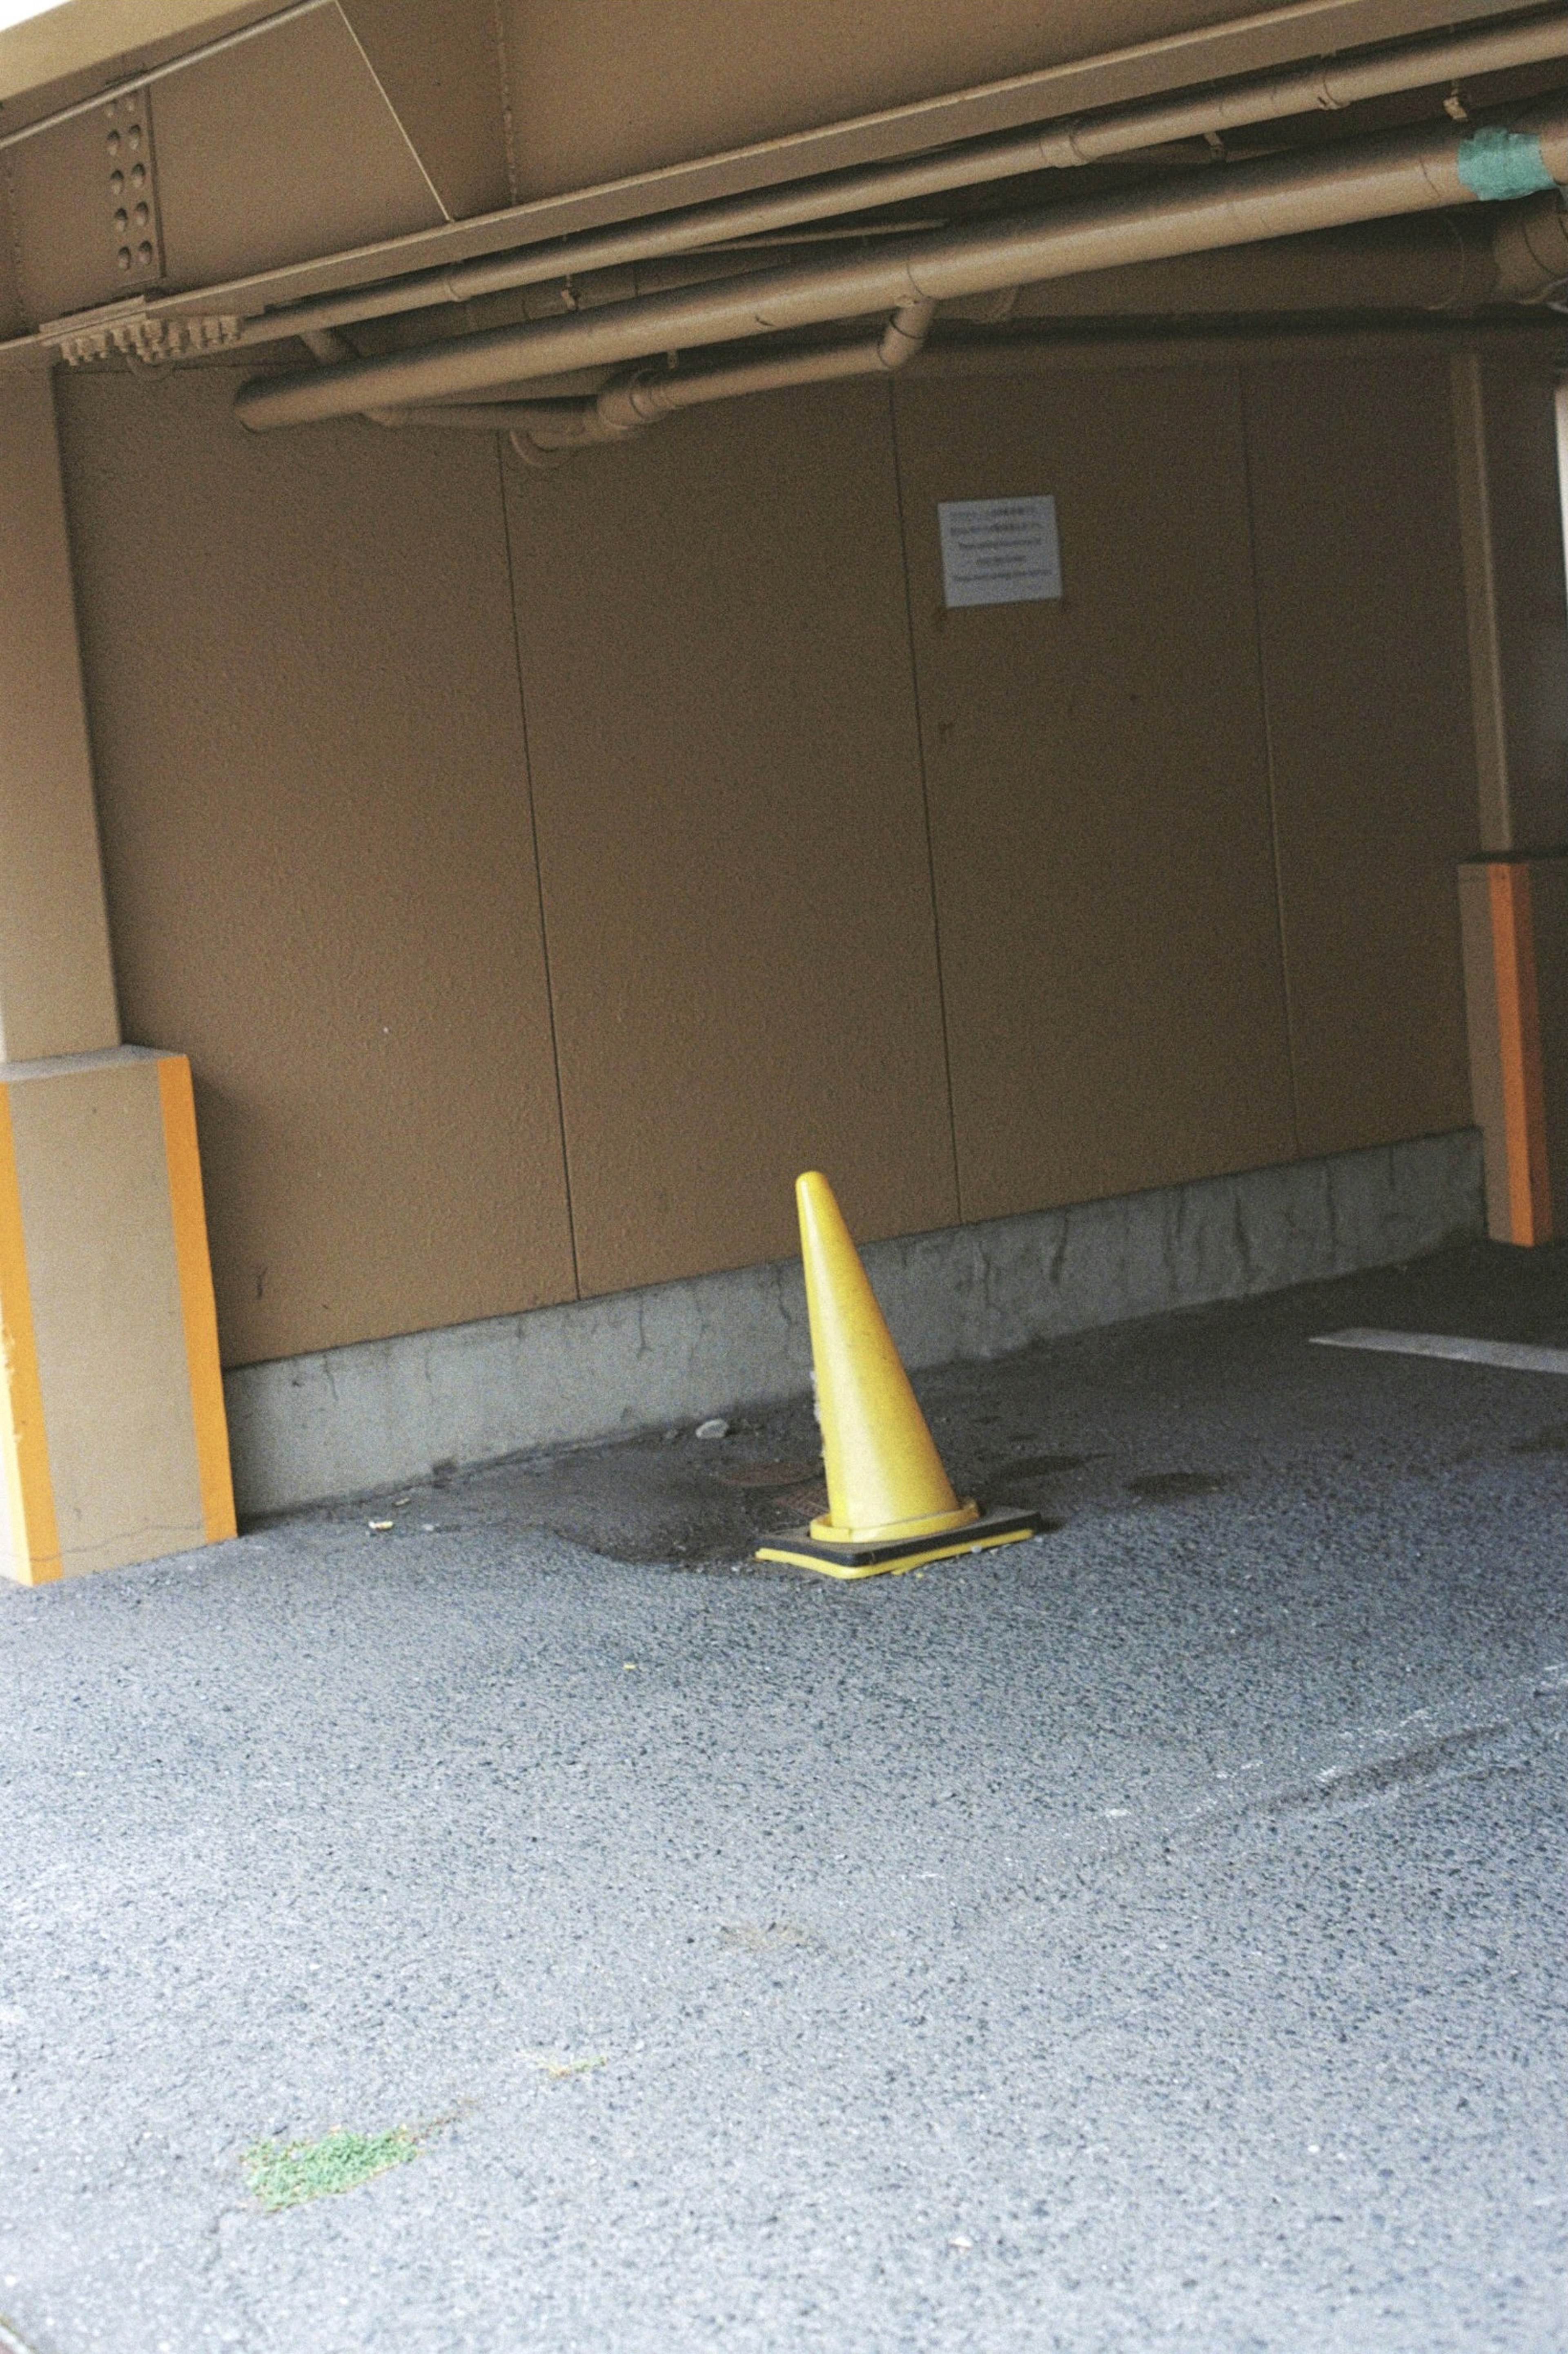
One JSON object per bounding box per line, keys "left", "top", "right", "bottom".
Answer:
{"left": 1243, "top": 356, "right": 1478, "bottom": 1157}
{"left": 56, "top": 369, "right": 575, "bottom": 1365}
{"left": 894, "top": 364, "right": 1296, "bottom": 1221}
{"left": 505, "top": 383, "right": 957, "bottom": 1294}
{"left": 0, "top": 370, "right": 119, "bottom": 1062}
{"left": 55, "top": 348, "right": 1478, "bottom": 1366}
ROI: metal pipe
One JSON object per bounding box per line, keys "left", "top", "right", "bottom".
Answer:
{"left": 600, "top": 296, "right": 936, "bottom": 421}
{"left": 237, "top": 106, "right": 1568, "bottom": 432}
{"left": 298, "top": 327, "right": 355, "bottom": 363}
{"left": 1493, "top": 183, "right": 1568, "bottom": 298}
{"left": 368, "top": 301, "right": 938, "bottom": 462}
{"left": 233, "top": 10, "right": 1568, "bottom": 353}
{"left": 1055, "top": 14, "right": 1568, "bottom": 156}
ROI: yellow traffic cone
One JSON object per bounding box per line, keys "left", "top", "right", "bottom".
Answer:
{"left": 757, "top": 1171, "right": 1043, "bottom": 1579}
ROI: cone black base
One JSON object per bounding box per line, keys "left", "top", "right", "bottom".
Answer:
{"left": 756, "top": 1504, "right": 1046, "bottom": 1580}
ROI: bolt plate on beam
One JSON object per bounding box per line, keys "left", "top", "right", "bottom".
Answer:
{"left": 4, "top": 80, "right": 166, "bottom": 321}
{"left": 101, "top": 86, "right": 165, "bottom": 292}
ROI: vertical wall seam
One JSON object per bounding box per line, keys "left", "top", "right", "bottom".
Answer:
{"left": 497, "top": 435, "right": 582, "bottom": 1299}
{"left": 156, "top": 1054, "right": 237, "bottom": 1541}
{"left": 1450, "top": 353, "right": 1512, "bottom": 853}
{"left": 0, "top": 1083, "right": 60, "bottom": 1582}
{"left": 1236, "top": 362, "right": 1303, "bottom": 1162}
{"left": 45, "top": 365, "right": 124, "bottom": 1055}
{"left": 886, "top": 381, "right": 964, "bottom": 1225}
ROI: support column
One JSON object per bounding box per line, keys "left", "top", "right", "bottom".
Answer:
{"left": 1457, "top": 850, "right": 1568, "bottom": 1244}
{"left": 0, "top": 368, "right": 234, "bottom": 1581}
{"left": 1452, "top": 351, "right": 1568, "bottom": 1243}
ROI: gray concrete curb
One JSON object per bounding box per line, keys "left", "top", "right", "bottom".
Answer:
{"left": 225, "top": 1129, "right": 1483, "bottom": 1515}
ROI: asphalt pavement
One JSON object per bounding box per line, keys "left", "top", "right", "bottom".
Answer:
{"left": 0, "top": 1236, "right": 1563, "bottom": 2354}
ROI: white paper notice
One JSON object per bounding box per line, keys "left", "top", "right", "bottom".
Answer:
{"left": 938, "top": 495, "right": 1062, "bottom": 608}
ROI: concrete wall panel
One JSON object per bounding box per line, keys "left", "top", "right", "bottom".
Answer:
{"left": 892, "top": 362, "right": 1296, "bottom": 1222}
{"left": 56, "top": 368, "right": 574, "bottom": 1366}
{"left": 1243, "top": 357, "right": 1477, "bottom": 1157}
{"left": 0, "top": 371, "right": 118, "bottom": 1062}
{"left": 1451, "top": 352, "right": 1568, "bottom": 855}
{"left": 504, "top": 382, "right": 957, "bottom": 1296}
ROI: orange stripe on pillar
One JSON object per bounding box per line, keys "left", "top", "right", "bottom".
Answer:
{"left": 156, "top": 1056, "right": 237, "bottom": 1543}
{"left": 0, "top": 1082, "right": 61, "bottom": 1583}
{"left": 1488, "top": 862, "right": 1553, "bottom": 1246}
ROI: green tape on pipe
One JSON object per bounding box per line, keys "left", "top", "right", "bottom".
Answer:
{"left": 1457, "top": 126, "right": 1558, "bottom": 202}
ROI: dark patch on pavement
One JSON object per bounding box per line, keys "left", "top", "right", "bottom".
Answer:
{"left": 1510, "top": 1424, "right": 1568, "bottom": 1455}
{"left": 710, "top": 1458, "right": 822, "bottom": 1489}
{"left": 1265, "top": 1724, "right": 1512, "bottom": 1817}
{"left": 997, "top": 1451, "right": 1100, "bottom": 1479}
{"left": 1127, "top": 1469, "right": 1231, "bottom": 1502}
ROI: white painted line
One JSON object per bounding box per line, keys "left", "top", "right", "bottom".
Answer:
{"left": 1312, "top": 1328, "right": 1568, "bottom": 1375}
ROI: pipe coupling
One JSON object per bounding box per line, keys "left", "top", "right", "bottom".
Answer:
{"left": 1490, "top": 189, "right": 1568, "bottom": 302}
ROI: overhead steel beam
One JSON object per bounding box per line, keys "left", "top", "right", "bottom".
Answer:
{"left": 224, "top": 9, "right": 1568, "bottom": 356}
{"left": 4, "top": 0, "right": 1556, "bottom": 359}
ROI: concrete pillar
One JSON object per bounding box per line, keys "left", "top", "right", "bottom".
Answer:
{"left": 0, "top": 369, "right": 234, "bottom": 1581}
{"left": 1457, "top": 849, "right": 1568, "bottom": 1245}
{"left": 1452, "top": 352, "right": 1568, "bottom": 1243}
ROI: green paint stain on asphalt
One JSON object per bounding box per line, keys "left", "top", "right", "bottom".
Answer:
{"left": 243, "top": 2125, "right": 420, "bottom": 2211}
